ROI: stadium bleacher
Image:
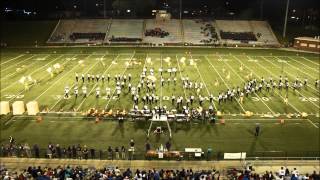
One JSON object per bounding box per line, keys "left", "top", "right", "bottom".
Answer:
{"left": 107, "top": 19, "right": 143, "bottom": 43}
{"left": 182, "top": 19, "right": 218, "bottom": 45}
{"left": 47, "top": 19, "right": 279, "bottom": 46}
{"left": 250, "top": 21, "right": 280, "bottom": 45}
{"left": 48, "top": 19, "right": 110, "bottom": 44}
{"left": 215, "top": 20, "right": 279, "bottom": 46}
{"left": 143, "top": 19, "right": 183, "bottom": 45}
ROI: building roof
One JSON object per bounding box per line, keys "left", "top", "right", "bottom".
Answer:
{"left": 294, "top": 37, "right": 320, "bottom": 43}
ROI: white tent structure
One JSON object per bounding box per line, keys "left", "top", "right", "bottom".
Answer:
{"left": 26, "top": 101, "right": 40, "bottom": 115}
{"left": 12, "top": 101, "right": 25, "bottom": 115}
{"left": 0, "top": 101, "right": 10, "bottom": 115}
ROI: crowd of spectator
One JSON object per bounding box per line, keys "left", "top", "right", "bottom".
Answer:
{"left": 0, "top": 165, "right": 222, "bottom": 180}
{"left": 145, "top": 28, "right": 169, "bottom": 38}
{"left": 69, "top": 33, "right": 105, "bottom": 41}
{"left": 1, "top": 142, "right": 134, "bottom": 160}
{"left": 220, "top": 31, "right": 257, "bottom": 42}
{"left": 109, "top": 36, "right": 142, "bottom": 42}
{"left": 230, "top": 167, "right": 320, "bottom": 180}
{"left": 200, "top": 23, "right": 219, "bottom": 44}
{"left": 1, "top": 164, "right": 319, "bottom": 180}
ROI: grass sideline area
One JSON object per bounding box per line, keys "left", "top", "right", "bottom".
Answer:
{"left": 0, "top": 47, "right": 319, "bottom": 159}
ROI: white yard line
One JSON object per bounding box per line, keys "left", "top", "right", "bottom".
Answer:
{"left": 214, "top": 56, "right": 276, "bottom": 115}
{"left": 272, "top": 56, "right": 317, "bottom": 80}
{"left": 104, "top": 52, "right": 136, "bottom": 110}
{"left": 287, "top": 57, "right": 318, "bottom": 72}
{"left": 0, "top": 54, "right": 25, "bottom": 65}
{"left": 175, "top": 55, "right": 188, "bottom": 101}
{"left": 1, "top": 56, "right": 57, "bottom": 86}
{"left": 263, "top": 56, "right": 319, "bottom": 92}
{"left": 49, "top": 55, "right": 106, "bottom": 111}
{"left": 1, "top": 60, "right": 41, "bottom": 80}
{"left": 307, "top": 119, "right": 319, "bottom": 128}
{"left": 233, "top": 55, "right": 303, "bottom": 114}
{"left": 1, "top": 55, "right": 51, "bottom": 80}
{"left": 4, "top": 55, "right": 78, "bottom": 102}
{"left": 33, "top": 55, "right": 89, "bottom": 101}
{"left": 75, "top": 54, "right": 119, "bottom": 111}
{"left": 135, "top": 53, "right": 148, "bottom": 105}
{"left": 1, "top": 55, "right": 63, "bottom": 92}
{"left": 203, "top": 55, "right": 246, "bottom": 113}
{"left": 1, "top": 55, "right": 36, "bottom": 72}
{"left": 301, "top": 56, "right": 320, "bottom": 66}
{"left": 260, "top": 57, "right": 320, "bottom": 108}
{"left": 160, "top": 54, "right": 163, "bottom": 107}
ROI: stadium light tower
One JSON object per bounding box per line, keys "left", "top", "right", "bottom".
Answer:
{"left": 282, "top": 0, "right": 290, "bottom": 38}
{"left": 179, "top": 0, "right": 182, "bottom": 20}
{"left": 104, "top": 0, "right": 106, "bottom": 18}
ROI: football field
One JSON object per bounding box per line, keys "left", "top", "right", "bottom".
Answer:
{"left": 1, "top": 47, "right": 319, "bottom": 158}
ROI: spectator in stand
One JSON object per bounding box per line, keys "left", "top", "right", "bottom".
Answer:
{"left": 311, "top": 171, "right": 320, "bottom": 180}
{"left": 292, "top": 168, "right": 299, "bottom": 177}
{"left": 107, "top": 146, "right": 113, "bottom": 160}
{"left": 130, "top": 139, "right": 135, "bottom": 148}
{"left": 115, "top": 146, "right": 120, "bottom": 159}
{"left": 83, "top": 145, "right": 89, "bottom": 160}
{"left": 56, "top": 144, "right": 61, "bottom": 158}
{"left": 90, "top": 147, "right": 95, "bottom": 159}
{"left": 121, "top": 146, "right": 126, "bottom": 159}
{"left": 279, "top": 166, "right": 286, "bottom": 177}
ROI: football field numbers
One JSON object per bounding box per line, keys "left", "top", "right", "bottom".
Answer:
{"left": 252, "top": 97, "right": 270, "bottom": 102}
{"left": 299, "top": 97, "right": 319, "bottom": 102}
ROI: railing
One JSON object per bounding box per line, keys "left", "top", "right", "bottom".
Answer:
{"left": 1, "top": 146, "right": 319, "bottom": 161}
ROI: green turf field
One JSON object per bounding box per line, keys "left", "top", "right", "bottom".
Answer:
{"left": 1, "top": 47, "right": 319, "bottom": 158}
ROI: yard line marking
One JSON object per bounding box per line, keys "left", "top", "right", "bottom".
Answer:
{"left": 260, "top": 57, "right": 320, "bottom": 108}
{"left": 4, "top": 55, "right": 78, "bottom": 102}
{"left": 204, "top": 55, "right": 245, "bottom": 113}
{"left": 49, "top": 55, "right": 107, "bottom": 111}
{"left": 0, "top": 54, "right": 25, "bottom": 65}
{"left": 1, "top": 55, "right": 63, "bottom": 92}
{"left": 233, "top": 55, "right": 302, "bottom": 114}
{"left": 191, "top": 56, "right": 215, "bottom": 103}
{"left": 307, "top": 119, "right": 319, "bottom": 128}
{"left": 1, "top": 55, "right": 36, "bottom": 72}
{"left": 260, "top": 56, "right": 319, "bottom": 92}
{"left": 1, "top": 55, "right": 51, "bottom": 80}
{"left": 104, "top": 51, "right": 135, "bottom": 110}
{"left": 135, "top": 53, "right": 148, "bottom": 107}
{"left": 287, "top": 57, "right": 318, "bottom": 72}
{"left": 301, "top": 56, "right": 320, "bottom": 66}
{"left": 215, "top": 56, "right": 276, "bottom": 115}
{"left": 75, "top": 54, "right": 118, "bottom": 111}
{"left": 175, "top": 55, "right": 188, "bottom": 102}
{"left": 160, "top": 53, "right": 163, "bottom": 107}
{"left": 33, "top": 55, "right": 89, "bottom": 101}
{"left": 272, "top": 56, "right": 317, "bottom": 80}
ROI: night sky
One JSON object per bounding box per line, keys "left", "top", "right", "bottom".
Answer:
{"left": 1, "top": 0, "right": 319, "bottom": 25}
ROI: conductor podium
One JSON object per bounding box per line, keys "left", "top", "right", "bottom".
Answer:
{"left": 147, "top": 114, "right": 172, "bottom": 139}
